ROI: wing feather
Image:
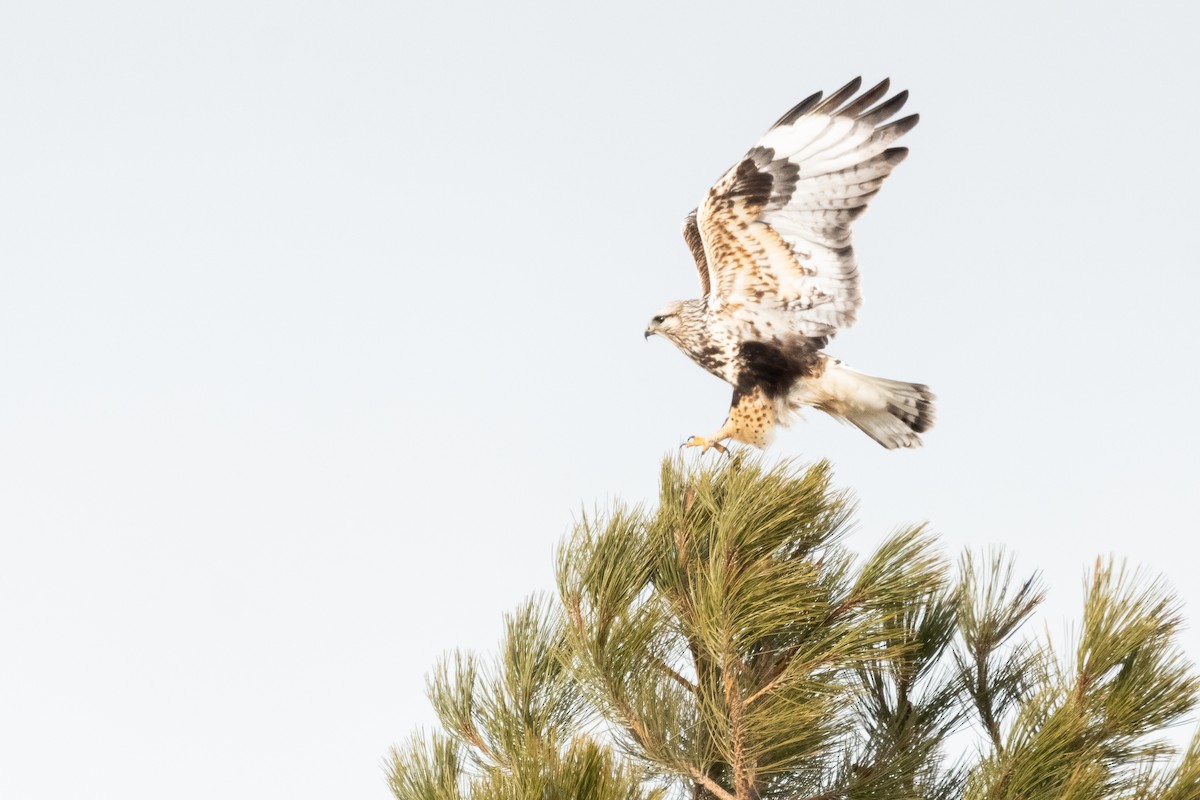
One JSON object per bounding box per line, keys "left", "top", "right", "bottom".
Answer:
{"left": 856, "top": 90, "right": 910, "bottom": 125}
{"left": 839, "top": 78, "right": 891, "bottom": 116}
{"left": 681, "top": 209, "right": 710, "bottom": 297}
{"left": 809, "top": 76, "right": 863, "bottom": 114}
{"left": 691, "top": 80, "right": 917, "bottom": 338}
{"left": 769, "top": 90, "right": 824, "bottom": 129}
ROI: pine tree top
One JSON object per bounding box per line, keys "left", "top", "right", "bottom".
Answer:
{"left": 388, "top": 454, "right": 1200, "bottom": 800}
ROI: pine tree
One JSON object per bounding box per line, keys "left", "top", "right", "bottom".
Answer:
{"left": 387, "top": 454, "right": 1200, "bottom": 800}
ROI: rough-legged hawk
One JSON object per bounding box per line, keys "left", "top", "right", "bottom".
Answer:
{"left": 645, "top": 77, "right": 934, "bottom": 451}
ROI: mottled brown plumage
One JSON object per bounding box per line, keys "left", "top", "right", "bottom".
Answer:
{"left": 645, "top": 78, "right": 935, "bottom": 451}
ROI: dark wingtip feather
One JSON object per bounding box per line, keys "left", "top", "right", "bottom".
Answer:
{"left": 812, "top": 76, "right": 863, "bottom": 114}
{"left": 858, "top": 90, "right": 910, "bottom": 126}
{"left": 879, "top": 113, "right": 920, "bottom": 137}
{"left": 771, "top": 90, "right": 824, "bottom": 129}
{"left": 841, "top": 78, "right": 891, "bottom": 116}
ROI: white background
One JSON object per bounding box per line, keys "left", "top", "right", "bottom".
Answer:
{"left": 3, "top": 1, "right": 1199, "bottom": 797}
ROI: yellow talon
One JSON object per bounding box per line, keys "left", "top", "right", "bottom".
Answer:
{"left": 683, "top": 436, "right": 728, "bottom": 454}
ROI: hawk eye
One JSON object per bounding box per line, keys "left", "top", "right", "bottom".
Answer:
{"left": 653, "top": 315, "right": 666, "bottom": 324}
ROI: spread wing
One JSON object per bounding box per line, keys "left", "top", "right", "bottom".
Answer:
{"left": 682, "top": 209, "right": 709, "bottom": 296}
{"left": 689, "top": 77, "right": 917, "bottom": 338}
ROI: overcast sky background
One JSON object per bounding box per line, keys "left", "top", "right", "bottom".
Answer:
{"left": 3, "top": 2, "right": 1199, "bottom": 798}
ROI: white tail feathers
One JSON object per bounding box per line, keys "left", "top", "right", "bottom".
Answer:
{"left": 789, "top": 359, "right": 936, "bottom": 449}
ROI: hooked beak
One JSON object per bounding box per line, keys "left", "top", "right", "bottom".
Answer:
{"left": 644, "top": 329, "right": 653, "bottom": 340}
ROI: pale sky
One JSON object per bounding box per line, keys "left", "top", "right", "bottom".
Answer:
{"left": 3, "top": 2, "right": 1199, "bottom": 798}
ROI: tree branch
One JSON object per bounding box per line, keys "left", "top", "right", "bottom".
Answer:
{"left": 458, "top": 720, "right": 504, "bottom": 766}
{"left": 652, "top": 656, "right": 698, "bottom": 694}
{"left": 748, "top": 593, "right": 866, "bottom": 707}
{"left": 725, "top": 652, "right": 754, "bottom": 799}
{"left": 689, "top": 766, "right": 738, "bottom": 800}
{"left": 745, "top": 669, "right": 787, "bottom": 707}
{"left": 975, "top": 648, "right": 1004, "bottom": 752}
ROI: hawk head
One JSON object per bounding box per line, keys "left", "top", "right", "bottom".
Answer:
{"left": 645, "top": 299, "right": 709, "bottom": 345}
{"left": 644, "top": 300, "right": 688, "bottom": 341}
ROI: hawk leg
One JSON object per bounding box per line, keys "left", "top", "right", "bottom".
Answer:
{"left": 683, "top": 385, "right": 777, "bottom": 453}
{"left": 682, "top": 435, "right": 728, "bottom": 454}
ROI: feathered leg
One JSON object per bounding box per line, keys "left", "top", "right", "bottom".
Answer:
{"left": 684, "top": 385, "right": 777, "bottom": 453}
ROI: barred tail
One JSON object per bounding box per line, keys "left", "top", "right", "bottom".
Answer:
{"left": 795, "top": 360, "right": 936, "bottom": 449}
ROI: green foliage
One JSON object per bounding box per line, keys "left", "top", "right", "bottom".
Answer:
{"left": 962, "top": 561, "right": 1200, "bottom": 800}
{"left": 558, "top": 454, "right": 958, "bottom": 799}
{"left": 388, "top": 454, "right": 1200, "bottom": 800}
{"left": 386, "top": 598, "right": 660, "bottom": 800}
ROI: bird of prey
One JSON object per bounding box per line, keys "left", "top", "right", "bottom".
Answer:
{"left": 645, "top": 77, "right": 934, "bottom": 452}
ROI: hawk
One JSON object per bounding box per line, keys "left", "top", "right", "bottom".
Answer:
{"left": 645, "top": 77, "right": 934, "bottom": 452}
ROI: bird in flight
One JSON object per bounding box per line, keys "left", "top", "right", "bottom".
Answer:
{"left": 645, "top": 77, "right": 934, "bottom": 452}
